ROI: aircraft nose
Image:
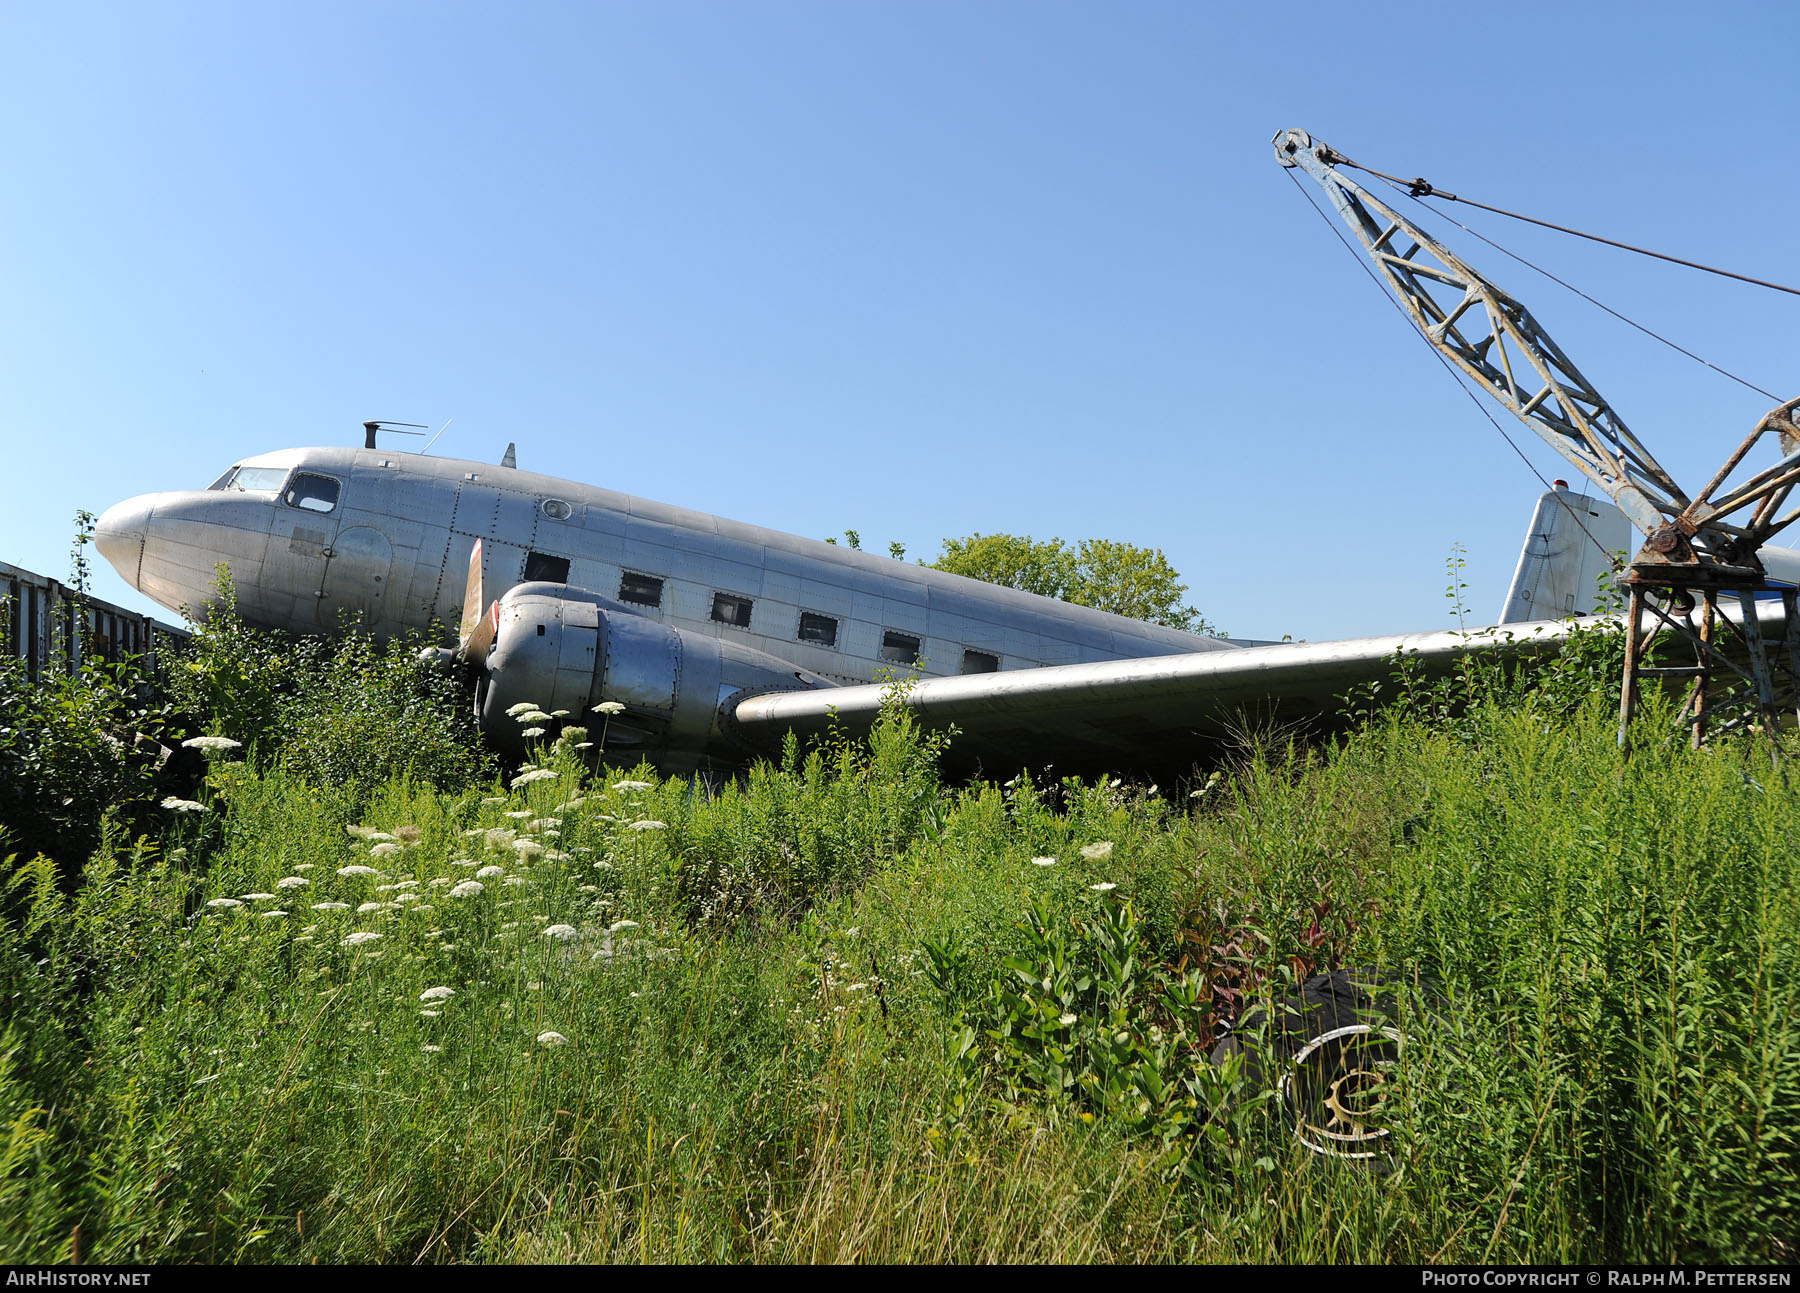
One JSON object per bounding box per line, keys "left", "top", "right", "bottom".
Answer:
{"left": 94, "top": 495, "right": 153, "bottom": 587}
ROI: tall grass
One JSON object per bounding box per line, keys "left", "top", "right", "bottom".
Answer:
{"left": 0, "top": 677, "right": 1795, "bottom": 1262}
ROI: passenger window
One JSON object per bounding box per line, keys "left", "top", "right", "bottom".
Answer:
{"left": 880, "top": 631, "right": 920, "bottom": 665}
{"left": 524, "top": 552, "right": 571, "bottom": 583}
{"left": 619, "top": 572, "right": 663, "bottom": 608}
{"left": 961, "top": 649, "right": 999, "bottom": 674}
{"left": 711, "top": 593, "right": 753, "bottom": 628}
{"left": 283, "top": 473, "right": 341, "bottom": 514}
{"left": 798, "top": 612, "right": 838, "bottom": 647}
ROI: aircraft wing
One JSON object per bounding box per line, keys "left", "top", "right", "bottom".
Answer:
{"left": 729, "top": 618, "right": 1586, "bottom": 776}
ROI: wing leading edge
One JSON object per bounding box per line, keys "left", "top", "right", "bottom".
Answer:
{"left": 729, "top": 618, "right": 1589, "bottom": 776}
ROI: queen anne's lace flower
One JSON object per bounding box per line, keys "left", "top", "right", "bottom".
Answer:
{"left": 182, "top": 735, "right": 241, "bottom": 752}
{"left": 541, "top": 924, "right": 578, "bottom": 941}
{"left": 593, "top": 701, "right": 626, "bottom": 716}
{"left": 1089, "top": 882, "right": 1117, "bottom": 893}
{"left": 341, "top": 931, "right": 382, "bottom": 947}
{"left": 513, "top": 768, "right": 558, "bottom": 786}
{"left": 312, "top": 901, "right": 350, "bottom": 911}
{"left": 628, "top": 820, "right": 666, "bottom": 832}
{"left": 161, "top": 797, "right": 206, "bottom": 813}
{"left": 370, "top": 842, "right": 402, "bottom": 859}
{"left": 612, "top": 779, "right": 651, "bottom": 792}
{"left": 337, "top": 865, "right": 378, "bottom": 878}
{"left": 536, "top": 1031, "right": 568, "bottom": 1047}
{"left": 276, "top": 876, "right": 309, "bottom": 889}
{"left": 240, "top": 893, "right": 276, "bottom": 901}
{"left": 205, "top": 897, "right": 242, "bottom": 909}
{"left": 475, "top": 865, "right": 505, "bottom": 879}
{"left": 513, "top": 839, "right": 545, "bottom": 858}
{"left": 449, "top": 881, "right": 484, "bottom": 898}
{"left": 420, "top": 986, "right": 455, "bottom": 1002}
{"left": 1030, "top": 856, "right": 1056, "bottom": 867}
{"left": 1079, "top": 841, "right": 1114, "bottom": 862}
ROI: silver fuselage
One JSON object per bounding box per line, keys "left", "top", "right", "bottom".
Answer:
{"left": 95, "top": 445, "right": 1236, "bottom": 683}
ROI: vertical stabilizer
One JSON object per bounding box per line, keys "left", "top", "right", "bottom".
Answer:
{"left": 1499, "top": 483, "right": 1632, "bottom": 623}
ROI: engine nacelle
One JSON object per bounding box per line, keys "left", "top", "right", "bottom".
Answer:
{"left": 473, "top": 582, "right": 836, "bottom": 772}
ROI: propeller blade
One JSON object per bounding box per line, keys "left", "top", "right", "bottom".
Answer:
{"left": 463, "top": 599, "right": 500, "bottom": 661}
{"left": 455, "top": 540, "right": 496, "bottom": 663}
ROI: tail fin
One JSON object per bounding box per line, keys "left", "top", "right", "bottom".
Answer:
{"left": 1499, "top": 482, "right": 1633, "bottom": 623}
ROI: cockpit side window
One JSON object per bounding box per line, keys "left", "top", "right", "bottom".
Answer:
{"left": 223, "top": 466, "right": 289, "bottom": 493}
{"left": 208, "top": 466, "right": 240, "bottom": 490}
{"left": 284, "top": 473, "right": 341, "bottom": 514}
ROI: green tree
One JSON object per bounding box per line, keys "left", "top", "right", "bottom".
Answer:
{"left": 930, "top": 533, "right": 1221, "bottom": 636}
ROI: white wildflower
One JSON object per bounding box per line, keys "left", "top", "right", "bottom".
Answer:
{"left": 420, "top": 986, "right": 456, "bottom": 1002}
{"left": 513, "top": 768, "right": 558, "bottom": 787}
{"left": 422, "top": 1044, "right": 442, "bottom": 1053}
{"left": 1059, "top": 1012, "right": 1078, "bottom": 1027}
{"left": 449, "top": 880, "right": 485, "bottom": 898}
{"left": 593, "top": 701, "right": 626, "bottom": 716}
{"left": 370, "top": 842, "right": 402, "bottom": 859}
{"left": 484, "top": 828, "right": 516, "bottom": 851}
{"left": 451, "top": 858, "right": 478, "bottom": 867}
{"left": 475, "top": 865, "right": 505, "bottom": 879}
{"left": 628, "top": 820, "right": 666, "bottom": 832}
{"left": 205, "top": 897, "right": 242, "bottom": 909}
{"left": 182, "top": 735, "right": 241, "bottom": 753}
{"left": 293, "top": 863, "right": 314, "bottom": 872}
{"left": 261, "top": 910, "right": 288, "bottom": 919}
{"left": 513, "top": 839, "right": 545, "bottom": 858}
{"left": 240, "top": 892, "right": 276, "bottom": 901}
{"left": 312, "top": 901, "right": 350, "bottom": 911}
{"left": 503, "top": 810, "right": 532, "bottom": 820}
{"left": 520, "top": 726, "right": 546, "bottom": 738}
{"left": 356, "top": 902, "right": 387, "bottom": 914}
{"left": 341, "top": 931, "right": 382, "bottom": 946}
{"left": 556, "top": 799, "right": 587, "bottom": 813}
{"left": 1090, "top": 882, "right": 1117, "bottom": 892}
{"left": 161, "top": 797, "right": 206, "bottom": 813}
{"left": 337, "top": 865, "right": 378, "bottom": 877}
{"left": 276, "top": 876, "right": 309, "bottom": 889}
{"left": 503, "top": 876, "right": 527, "bottom": 886}
{"left": 1030, "top": 856, "right": 1056, "bottom": 867}
{"left": 346, "top": 824, "right": 378, "bottom": 840}
{"left": 536, "top": 1031, "right": 568, "bottom": 1047}
{"left": 607, "top": 919, "right": 639, "bottom": 933}
{"left": 529, "top": 818, "right": 560, "bottom": 830}
{"left": 541, "top": 924, "right": 579, "bottom": 941}
{"left": 505, "top": 701, "right": 538, "bottom": 717}
{"left": 375, "top": 881, "right": 418, "bottom": 892}
{"left": 612, "top": 779, "right": 651, "bottom": 791}
{"left": 1079, "top": 841, "right": 1114, "bottom": 862}
{"left": 391, "top": 892, "right": 422, "bottom": 903}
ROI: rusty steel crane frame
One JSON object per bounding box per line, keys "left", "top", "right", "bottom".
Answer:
{"left": 1275, "top": 128, "right": 1800, "bottom": 747}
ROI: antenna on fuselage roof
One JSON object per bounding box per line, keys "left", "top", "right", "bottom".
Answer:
{"left": 361, "top": 420, "right": 428, "bottom": 450}
{"left": 420, "top": 419, "right": 453, "bottom": 454}
{"left": 500, "top": 442, "right": 517, "bottom": 469}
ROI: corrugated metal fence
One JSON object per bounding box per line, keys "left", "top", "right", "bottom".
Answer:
{"left": 1, "top": 559, "right": 187, "bottom": 680}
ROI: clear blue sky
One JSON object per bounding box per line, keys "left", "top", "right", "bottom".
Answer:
{"left": 5, "top": 0, "right": 1799, "bottom": 640}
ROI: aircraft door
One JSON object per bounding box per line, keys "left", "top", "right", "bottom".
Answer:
{"left": 317, "top": 527, "right": 394, "bottom": 630}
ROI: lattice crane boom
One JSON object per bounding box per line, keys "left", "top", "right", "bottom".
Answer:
{"left": 1275, "top": 128, "right": 1800, "bottom": 578}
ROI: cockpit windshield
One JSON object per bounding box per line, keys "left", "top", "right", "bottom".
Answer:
{"left": 208, "top": 465, "right": 290, "bottom": 493}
